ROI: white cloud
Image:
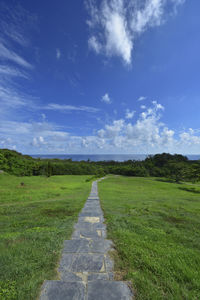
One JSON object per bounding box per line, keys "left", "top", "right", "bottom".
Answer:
{"left": 130, "top": 0, "right": 165, "bottom": 34}
{"left": 0, "top": 85, "right": 33, "bottom": 109}
{"left": 44, "top": 103, "right": 99, "bottom": 113}
{"left": 1, "top": 101, "right": 200, "bottom": 154}
{"left": 103, "top": 4, "right": 132, "bottom": 64}
{"left": 0, "top": 63, "right": 36, "bottom": 114}
{"left": 0, "top": 119, "right": 70, "bottom": 153}
{"left": 88, "top": 36, "right": 102, "bottom": 53}
{"left": 179, "top": 130, "right": 200, "bottom": 145}
{"left": 0, "top": 2, "right": 37, "bottom": 47}
{"left": 152, "top": 100, "right": 164, "bottom": 110}
{"left": 141, "top": 105, "right": 146, "bottom": 109}
{"left": 56, "top": 48, "right": 61, "bottom": 59}
{"left": 86, "top": 0, "right": 184, "bottom": 65}
{"left": 0, "top": 42, "right": 32, "bottom": 69}
{"left": 41, "top": 113, "right": 46, "bottom": 120}
{"left": 101, "top": 93, "right": 111, "bottom": 104}
{"left": 125, "top": 109, "right": 135, "bottom": 119}
{"left": 32, "top": 136, "right": 46, "bottom": 147}
{"left": 84, "top": 101, "right": 178, "bottom": 152}
{"left": 0, "top": 65, "right": 28, "bottom": 78}
{"left": 103, "top": 119, "right": 125, "bottom": 138}
{"left": 0, "top": 4, "right": 36, "bottom": 117}
{"left": 138, "top": 96, "right": 146, "bottom": 101}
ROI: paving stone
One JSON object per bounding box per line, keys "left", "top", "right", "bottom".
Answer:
{"left": 70, "top": 254, "right": 105, "bottom": 272}
{"left": 59, "top": 271, "right": 83, "bottom": 282}
{"left": 74, "top": 222, "right": 93, "bottom": 230}
{"left": 87, "top": 198, "right": 99, "bottom": 202}
{"left": 71, "top": 230, "right": 82, "bottom": 238}
{"left": 90, "top": 239, "right": 112, "bottom": 253}
{"left": 59, "top": 253, "right": 73, "bottom": 271}
{"left": 88, "top": 273, "right": 109, "bottom": 281}
{"left": 101, "top": 229, "right": 107, "bottom": 238}
{"left": 78, "top": 216, "right": 103, "bottom": 223}
{"left": 72, "top": 228, "right": 102, "bottom": 239}
{"left": 81, "top": 208, "right": 102, "bottom": 214}
{"left": 108, "top": 272, "right": 114, "bottom": 280}
{"left": 80, "top": 206, "right": 101, "bottom": 211}
{"left": 83, "top": 207, "right": 101, "bottom": 212}
{"left": 63, "top": 239, "right": 90, "bottom": 253}
{"left": 87, "top": 281, "right": 132, "bottom": 300}
{"left": 91, "top": 223, "right": 106, "bottom": 230}
{"left": 40, "top": 280, "right": 85, "bottom": 300}
{"left": 88, "top": 203, "right": 100, "bottom": 206}
{"left": 74, "top": 222, "right": 106, "bottom": 231}
{"left": 79, "top": 211, "right": 102, "bottom": 217}
{"left": 105, "top": 255, "right": 114, "bottom": 272}
{"left": 80, "top": 228, "right": 103, "bottom": 238}
{"left": 83, "top": 205, "right": 101, "bottom": 210}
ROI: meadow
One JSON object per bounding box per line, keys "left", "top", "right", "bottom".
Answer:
{"left": 98, "top": 176, "right": 200, "bottom": 300}
{"left": 0, "top": 174, "right": 91, "bottom": 300}
{"left": 1, "top": 173, "right": 200, "bottom": 300}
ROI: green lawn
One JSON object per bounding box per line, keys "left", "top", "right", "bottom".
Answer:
{"left": 98, "top": 176, "right": 200, "bottom": 300}
{"left": 0, "top": 174, "right": 91, "bottom": 300}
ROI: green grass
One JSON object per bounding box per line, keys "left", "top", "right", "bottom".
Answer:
{"left": 98, "top": 176, "right": 200, "bottom": 300}
{"left": 0, "top": 174, "right": 91, "bottom": 300}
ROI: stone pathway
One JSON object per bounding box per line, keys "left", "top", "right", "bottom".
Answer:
{"left": 40, "top": 179, "right": 133, "bottom": 300}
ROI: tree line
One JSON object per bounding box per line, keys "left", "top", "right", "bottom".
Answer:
{"left": 0, "top": 149, "right": 200, "bottom": 183}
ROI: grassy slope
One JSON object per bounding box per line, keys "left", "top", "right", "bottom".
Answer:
{"left": 98, "top": 176, "right": 200, "bottom": 300}
{"left": 0, "top": 174, "right": 91, "bottom": 300}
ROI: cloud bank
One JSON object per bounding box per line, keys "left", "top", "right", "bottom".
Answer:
{"left": 1, "top": 101, "right": 200, "bottom": 154}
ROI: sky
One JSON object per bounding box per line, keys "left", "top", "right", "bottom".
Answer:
{"left": 0, "top": 0, "right": 200, "bottom": 155}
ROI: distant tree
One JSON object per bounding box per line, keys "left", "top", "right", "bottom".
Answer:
{"left": 186, "top": 164, "right": 200, "bottom": 183}
{"left": 0, "top": 153, "right": 8, "bottom": 171}
{"left": 46, "top": 161, "right": 52, "bottom": 177}
{"left": 167, "top": 162, "right": 187, "bottom": 183}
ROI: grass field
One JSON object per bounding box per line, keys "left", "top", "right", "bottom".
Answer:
{"left": 98, "top": 176, "right": 200, "bottom": 300}
{"left": 0, "top": 174, "right": 91, "bottom": 300}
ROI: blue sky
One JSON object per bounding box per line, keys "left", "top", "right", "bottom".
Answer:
{"left": 0, "top": 0, "right": 200, "bottom": 154}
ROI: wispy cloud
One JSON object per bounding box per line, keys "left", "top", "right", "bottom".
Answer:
{"left": 101, "top": 93, "right": 111, "bottom": 104}
{"left": 86, "top": 0, "right": 185, "bottom": 65}
{"left": 0, "top": 2, "right": 37, "bottom": 118}
{"left": 0, "top": 1, "right": 37, "bottom": 46}
{"left": 0, "top": 65, "right": 28, "bottom": 78}
{"left": 44, "top": 103, "right": 100, "bottom": 113}
{"left": 0, "top": 85, "right": 29, "bottom": 108}
{"left": 0, "top": 42, "right": 33, "bottom": 69}
{"left": 56, "top": 48, "right": 61, "bottom": 60}
{"left": 138, "top": 96, "right": 146, "bottom": 101}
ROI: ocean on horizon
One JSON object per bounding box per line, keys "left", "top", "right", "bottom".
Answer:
{"left": 30, "top": 154, "right": 200, "bottom": 162}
